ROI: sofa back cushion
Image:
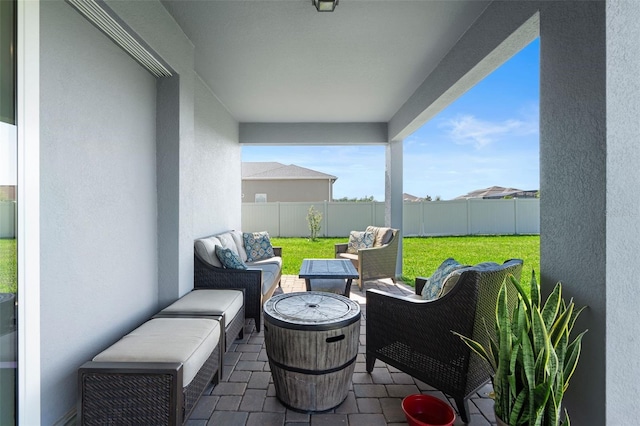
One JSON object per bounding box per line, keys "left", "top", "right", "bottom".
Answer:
{"left": 195, "top": 236, "right": 223, "bottom": 268}
{"left": 365, "top": 226, "right": 394, "bottom": 247}
{"left": 230, "top": 230, "right": 248, "bottom": 262}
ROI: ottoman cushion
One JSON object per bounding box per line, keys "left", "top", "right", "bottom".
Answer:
{"left": 160, "top": 289, "right": 244, "bottom": 325}
{"left": 92, "top": 317, "right": 220, "bottom": 386}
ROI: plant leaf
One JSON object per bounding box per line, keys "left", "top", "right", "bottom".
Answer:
{"left": 541, "top": 282, "right": 562, "bottom": 333}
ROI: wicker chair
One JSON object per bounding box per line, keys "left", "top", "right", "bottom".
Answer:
{"left": 335, "top": 227, "right": 399, "bottom": 290}
{"left": 365, "top": 259, "right": 523, "bottom": 423}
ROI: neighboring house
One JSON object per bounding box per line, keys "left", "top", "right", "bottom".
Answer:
{"left": 242, "top": 162, "right": 337, "bottom": 203}
{"left": 403, "top": 193, "right": 423, "bottom": 202}
{"left": 454, "top": 186, "right": 539, "bottom": 200}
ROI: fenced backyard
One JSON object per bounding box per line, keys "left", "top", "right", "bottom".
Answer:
{"left": 243, "top": 198, "right": 539, "bottom": 237}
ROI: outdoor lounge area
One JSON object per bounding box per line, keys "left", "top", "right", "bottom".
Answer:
{"left": 182, "top": 276, "right": 497, "bottom": 426}
{"left": 6, "top": 0, "right": 639, "bottom": 425}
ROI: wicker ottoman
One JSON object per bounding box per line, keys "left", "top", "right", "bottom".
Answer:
{"left": 78, "top": 317, "right": 222, "bottom": 425}
{"left": 157, "top": 289, "right": 245, "bottom": 352}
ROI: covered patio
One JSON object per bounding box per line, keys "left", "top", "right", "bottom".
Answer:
{"left": 186, "top": 276, "right": 497, "bottom": 426}
{"left": 10, "top": 0, "right": 639, "bottom": 424}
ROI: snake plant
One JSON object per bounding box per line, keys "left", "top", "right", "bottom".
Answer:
{"left": 454, "top": 271, "right": 587, "bottom": 426}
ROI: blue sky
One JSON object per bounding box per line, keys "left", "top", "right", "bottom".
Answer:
{"left": 242, "top": 38, "right": 540, "bottom": 201}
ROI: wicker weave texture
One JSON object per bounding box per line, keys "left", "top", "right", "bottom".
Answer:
{"left": 335, "top": 229, "right": 399, "bottom": 288}
{"left": 183, "top": 345, "right": 220, "bottom": 420}
{"left": 79, "top": 332, "right": 222, "bottom": 425}
{"left": 365, "top": 259, "right": 523, "bottom": 423}
{"left": 194, "top": 252, "right": 281, "bottom": 332}
{"left": 81, "top": 373, "right": 173, "bottom": 425}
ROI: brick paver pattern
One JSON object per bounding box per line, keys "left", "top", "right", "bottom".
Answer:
{"left": 185, "top": 276, "right": 498, "bottom": 426}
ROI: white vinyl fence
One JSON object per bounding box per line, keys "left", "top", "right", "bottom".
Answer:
{"left": 242, "top": 199, "right": 540, "bottom": 237}
{"left": 0, "top": 201, "right": 16, "bottom": 239}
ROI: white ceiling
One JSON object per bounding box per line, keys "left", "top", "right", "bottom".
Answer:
{"left": 161, "top": 0, "right": 491, "bottom": 123}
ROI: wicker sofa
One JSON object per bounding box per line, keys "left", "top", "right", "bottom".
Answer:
{"left": 194, "top": 230, "right": 282, "bottom": 332}
{"left": 365, "top": 259, "right": 523, "bottom": 423}
{"left": 335, "top": 226, "right": 399, "bottom": 289}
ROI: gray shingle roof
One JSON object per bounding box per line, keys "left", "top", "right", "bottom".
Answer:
{"left": 454, "top": 186, "right": 538, "bottom": 199}
{"left": 242, "top": 162, "right": 337, "bottom": 180}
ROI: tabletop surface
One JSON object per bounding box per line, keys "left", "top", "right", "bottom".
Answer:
{"left": 298, "top": 259, "right": 359, "bottom": 279}
{"left": 263, "top": 292, "right": 360, "bottom": 326}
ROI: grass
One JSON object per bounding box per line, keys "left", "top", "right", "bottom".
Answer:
{"left": 0, "top": 239, "right": 17, "bottom": 294}
{"left": 271, "top": 235, "right": 540, "bottom": 286}
{"left": 0, "top": 235, "right": 538, "bottom": 293}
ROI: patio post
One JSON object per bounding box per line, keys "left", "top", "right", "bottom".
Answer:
{"left": 385, "top": 139, "right": 403, "bottom": 278}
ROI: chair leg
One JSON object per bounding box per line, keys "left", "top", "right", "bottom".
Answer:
{"left": 454, "top": 397, "right": 470, "bottom": 423}
{"left": 365, "top": 352, "right": 376, "bottom": 373}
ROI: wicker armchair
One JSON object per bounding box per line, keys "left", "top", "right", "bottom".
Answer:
{"left": 365, "top": 259, "right": 523, "bottom": 423}
{"left": 335, "top": 227, "right": 399, "bottom": 290}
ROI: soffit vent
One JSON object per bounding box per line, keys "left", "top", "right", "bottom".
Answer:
{"left": 66, "top": 0, "right": 172, "bottom": 78}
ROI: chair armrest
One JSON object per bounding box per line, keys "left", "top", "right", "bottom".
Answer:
{"left": 335, "top": 243, "right": 348, "bottom": 257}
{"left": 415, "top": 277, "right": 428, "bottom": 295}
{"left": 366, "top": 286, "right": 477, "bottom": 359}
{"left": 273, "top": 246, "right": 282, "bottom": 257}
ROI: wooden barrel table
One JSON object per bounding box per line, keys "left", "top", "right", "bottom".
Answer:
{"left": 263, "top": 291, "right": 361, "bottom": 412}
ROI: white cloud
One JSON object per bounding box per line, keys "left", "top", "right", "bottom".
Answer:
{"left": 440, "top": 113, "right": 538, "bottom": 149}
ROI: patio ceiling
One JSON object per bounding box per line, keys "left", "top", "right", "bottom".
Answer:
{"left": 161, "top": 0, "right": 491, "bottom": 123}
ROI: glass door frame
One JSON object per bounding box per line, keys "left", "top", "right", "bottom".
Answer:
{"left": 16, "top": 0, "right": 41, "bottom": 424}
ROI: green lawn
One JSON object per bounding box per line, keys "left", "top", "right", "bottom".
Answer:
{"left": 271, "top": 235, "right": 540, "bottom": 286}
{"left": 0, "top": 239, "right": 17, "bottom": 294}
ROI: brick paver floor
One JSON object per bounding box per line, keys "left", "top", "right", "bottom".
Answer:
{"left": 185, "top": 276, "right": 497, "bottom": 426}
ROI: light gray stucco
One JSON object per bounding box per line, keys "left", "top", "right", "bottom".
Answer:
{"left": 240, "top": 122, "right": 388, "bottom": 145}
{"left": 540, "top": 2, "right": 606, "bottom": 424}
{"left": 605, "top": 0, "right": 640, "bottom": 423}
{"left": 40, "top": 2, "right": 158, "bottom": 422}
{"left": 37, "top": 1, "right": 242, "bottom": 422}
{"left": 192, "top": 75, "right": 241, "bottom": 239}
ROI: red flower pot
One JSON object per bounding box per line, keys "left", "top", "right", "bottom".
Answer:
{"left": 401, "top": 394, "right": 456, "bottom": 426}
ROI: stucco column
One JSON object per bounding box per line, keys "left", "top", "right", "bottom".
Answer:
{"left": 605, "top": 0, "right": 640, "bottom": 423}
{"left": 540, "top": 2, "right": 606, "bottom": 424}
{"left": 385, "top": 139, "right": 403, "bottom": 277}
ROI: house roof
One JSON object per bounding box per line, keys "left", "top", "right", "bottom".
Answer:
{"left": 403, "top": 193, "right": 423, "bottom": 202}
{"left": 454, "top": 186, "right": 539, "bottom": 200}
{"left": 242, "top": 162, "right": 337, "bottom": 181}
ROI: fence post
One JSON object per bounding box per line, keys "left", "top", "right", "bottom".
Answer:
{"left": 323, "top": 200, "right": 328, "bottom": 237}
{"left": 277, "top": 202, "right": 281, "bottom": 237}
{"left": 514, "top": 198, "right": 519, "bottom": 235}
{"left": 466, "top": 199, "right": 471, "bottom": 235}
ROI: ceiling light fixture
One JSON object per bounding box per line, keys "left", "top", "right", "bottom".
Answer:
{"left": 312, "top": 0, "right": 338, "bottom": 12}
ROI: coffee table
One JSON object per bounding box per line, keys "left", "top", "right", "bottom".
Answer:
{"left": 298, "top": 259, "right": 359, "bottom": 297}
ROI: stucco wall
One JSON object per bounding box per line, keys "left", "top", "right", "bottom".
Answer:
{"left": 39, "top": 1, "right": 158, "bottom": 423}
{"left": 192, "top": 75, "right": 241, "bottom": 237}
{"left": 606, "top": 0, "right": 640, "bottom": 423}
{"left": 242, "top": 179, "right": 332, "bottom": 203}
{"left": 540, "top": 2, "right": 606, "bottom": 425}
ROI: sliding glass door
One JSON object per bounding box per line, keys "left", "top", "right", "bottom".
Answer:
{"left": 0, "top": 0, "right": 17, "bottom": 423}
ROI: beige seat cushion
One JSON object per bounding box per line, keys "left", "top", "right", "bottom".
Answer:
{"left": 160, "top": 289, "right": 244, "bottom": 324}
{"left": 337, "top": 252, "right": 358, "bottom": 262}
{"left": 93, "top": 318, "right": 220, "bottom": 386}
